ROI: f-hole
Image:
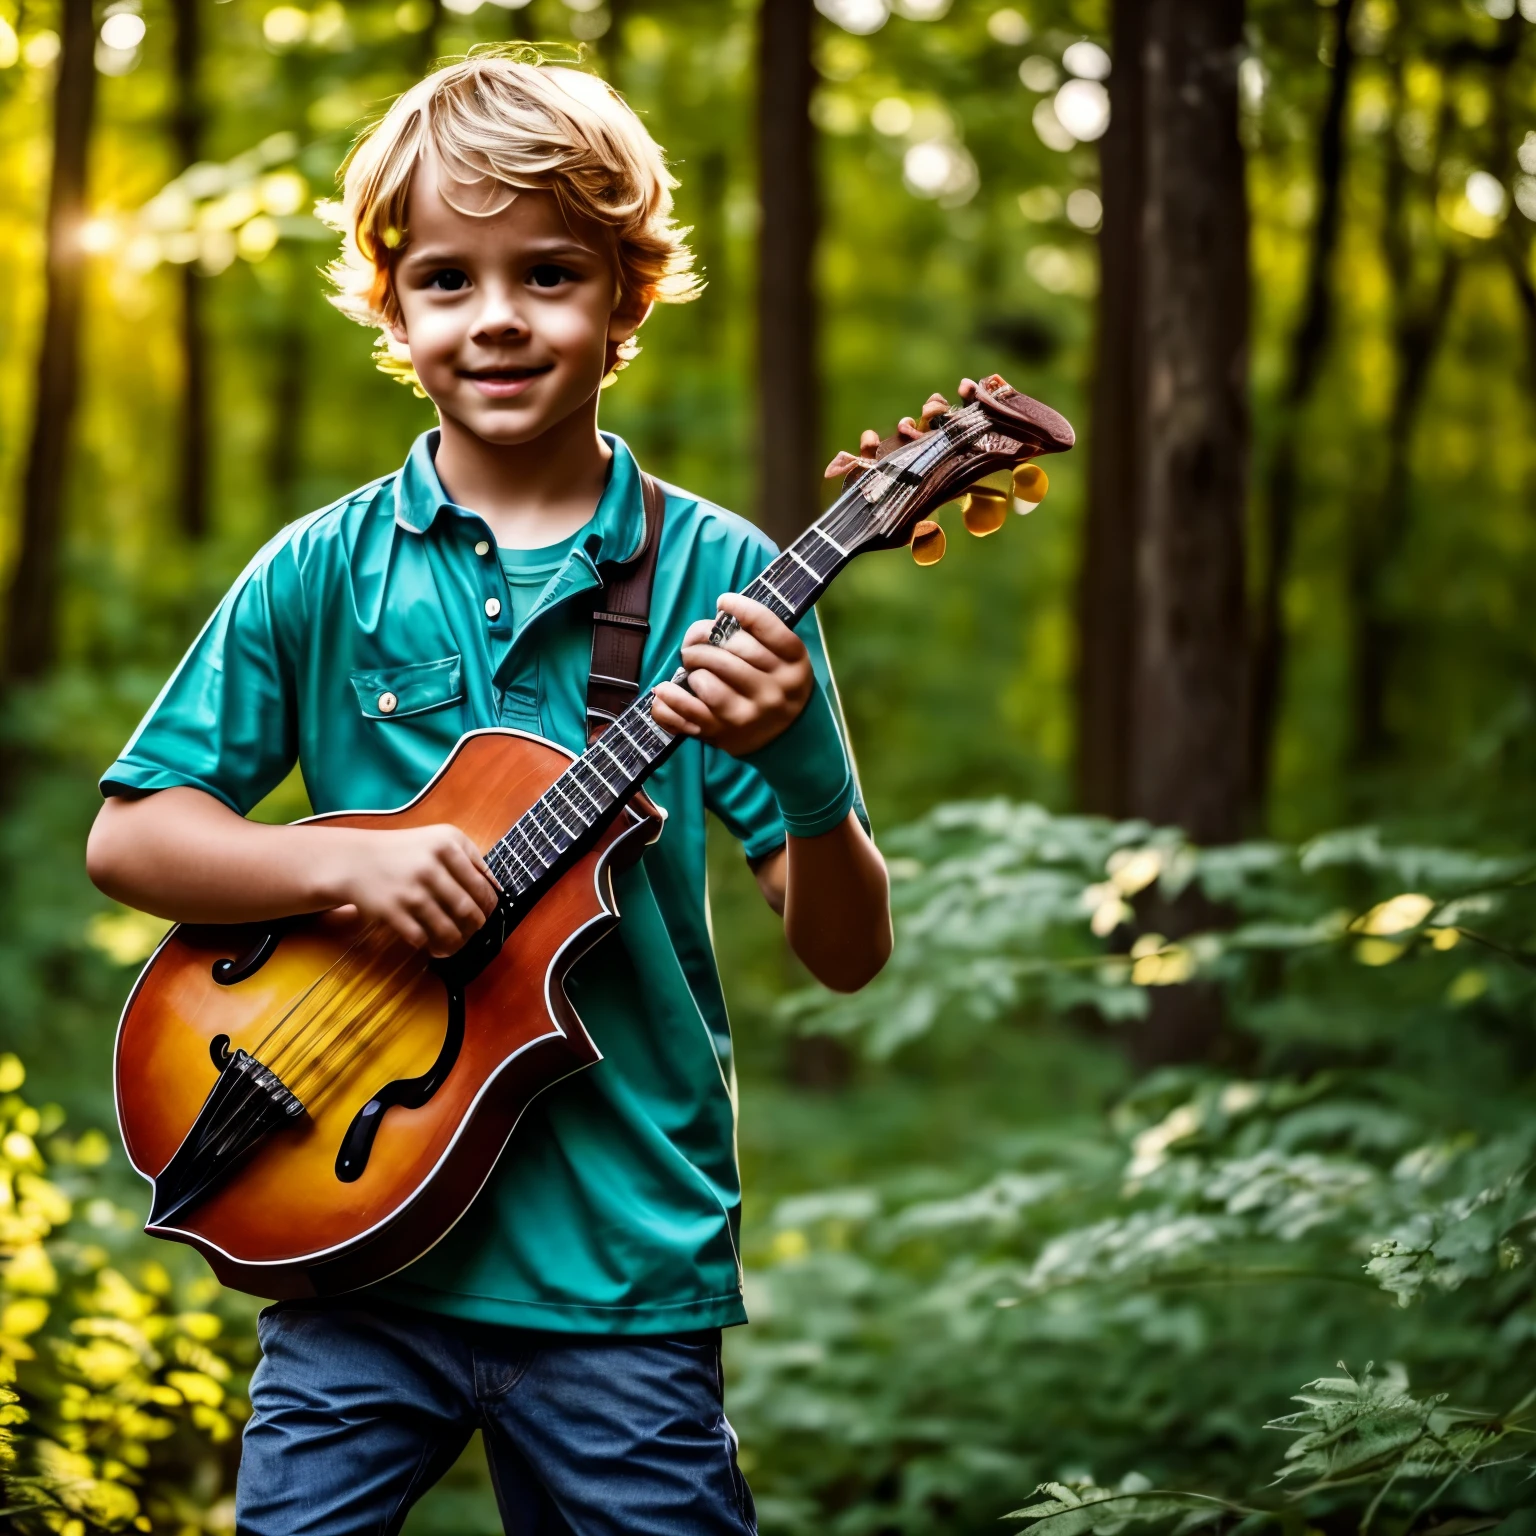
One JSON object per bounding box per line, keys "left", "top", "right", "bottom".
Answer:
{"left": 334, "top": 977, "right": 466, "bottom": 1183}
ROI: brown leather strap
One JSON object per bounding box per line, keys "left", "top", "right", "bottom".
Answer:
{"left": 586, "top": 472, "right": 665, "bottom": 744}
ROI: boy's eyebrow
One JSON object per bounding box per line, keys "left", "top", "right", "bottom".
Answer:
{"left": 400, "top": 237, "right": 607, "bottom": 266}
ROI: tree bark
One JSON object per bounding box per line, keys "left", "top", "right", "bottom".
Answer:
{"left": 1131, "top": 0, "right": 1249, "bottom": 844}
{"left": 172, "top": 0, "right": 209, "bottom": 540}
{"left": 1246, "top": 0, "right": 1356, "bottom": 823}
{"left": 1127, "top": 0, "right": 1249, "bottom": 1068}
{"left": 755, "top": 0, "right": 820, "bottom": 548}
{"left": 5, "top": 0, "right": 97, "bottom": 682}
{"left": 1074, "top": 0, "right": 1146, "bottom": 818}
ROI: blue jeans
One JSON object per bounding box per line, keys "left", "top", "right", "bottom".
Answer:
{"left": 236, "top": 1300, "right": 757, "bottom": 1536}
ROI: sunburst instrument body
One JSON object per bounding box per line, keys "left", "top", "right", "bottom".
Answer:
{"left": 112, "top": 372, "right": 1074, "bottom": 1300}
{"left": 115, "top": 729, "right": 661, "bottom": 1299}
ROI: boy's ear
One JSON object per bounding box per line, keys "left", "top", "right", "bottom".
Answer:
{"left": 387, "top": 314, "right": 409, "bottom": 346}
{"left": 608, "top": 292, "right": 652, "bottom": 347}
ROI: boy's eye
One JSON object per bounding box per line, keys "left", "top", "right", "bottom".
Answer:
{"left": 426, "top": 268, "right": 469, "bottom": 292}
{"left": 527, "top": 264, "right": 575, "bottom": 289}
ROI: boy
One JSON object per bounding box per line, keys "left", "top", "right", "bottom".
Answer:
{"left": 87, "top": 54, "right": 901, "bottom": 1536}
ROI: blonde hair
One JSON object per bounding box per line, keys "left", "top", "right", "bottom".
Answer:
{"left": 321, "top": 47, "right": 699, "bottom": 389}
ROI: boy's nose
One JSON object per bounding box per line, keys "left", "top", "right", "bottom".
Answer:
{"left": 470, "top": 285, "right": 529, "bottom": 341}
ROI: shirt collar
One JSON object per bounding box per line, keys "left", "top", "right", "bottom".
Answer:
{"left": 392, "top": 428, "right": 647, "bottom": 566}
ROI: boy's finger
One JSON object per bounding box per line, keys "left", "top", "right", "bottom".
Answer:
{"left": 717, "top": 594, "right": 805, "bottom": 660}
{"left": 387, "top": 910, "right": 433, "bottom": 951}
{"left": 694, "top": 619, "right": 778, "bottom": 670}
{"left": 652, "top": 682, "right": 713, "bottom": 736}
{"left": 682, "top": 617, "right": 715, "bottom": 649}
{"left": 682, "top": 642, "right": 770, "bottom": 697}
{"left": 423, "top": 866, "right": 487, "bottom": 935}
{"left": 442, "top": 844, "right": 500, "bottom": 914}
{"left": 860, "top": 428, "right": 880, "bottom": 453}
{"left": 686, "top": 668, "right": 755, "bottom": 725}
{"left": 919, "top": 392, "right": 950, "bottom": 428}
{"left": 824, "top": 450, "right": 874, "bottom": 479}
{"left": 404, "top": 892, "right": 466, "bottom": 955}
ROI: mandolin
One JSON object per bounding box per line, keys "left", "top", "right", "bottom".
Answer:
{"left": 113, "top": 373, "right": 1074, "bottom": 1299}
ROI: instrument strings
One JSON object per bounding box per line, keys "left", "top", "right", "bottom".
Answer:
{"left": 201, "top": 404, "right": 996, "bottom": 1147}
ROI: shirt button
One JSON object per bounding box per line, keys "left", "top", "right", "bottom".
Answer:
{"left": 485, "top": 597, "right": 502, "bottom": 620}
{"left": 474, "top": 540, "right": 490, "bottom": 556}
{"left": 377, "top": 691, "right": 398, "bottom": 715}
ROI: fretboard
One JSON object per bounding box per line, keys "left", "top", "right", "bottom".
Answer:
{"left": 483, "top": 402, "right": 993, "bottom": 900}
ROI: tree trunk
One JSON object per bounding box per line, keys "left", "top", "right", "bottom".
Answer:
{"left": 172, "top": 0, "right": 209, "bottom": 540}
{"left": 1246, "top": 0, "right": 1356, "bottom": 823}
{"left": 1074, "top": 0, "right": 1146, "bottom": 818}
{"left": 5, "top": 0, "right": 97, "bottom": 682}
{"left": 1128, "top": 0, "right": 1249, "bottom": 1068}
{"left": 755, "top": 0, "right": 819, "bottom": 548}
{"left": 1132, "top": 0, "right": 1249, "bottom": 843}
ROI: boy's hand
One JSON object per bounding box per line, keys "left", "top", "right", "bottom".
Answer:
{"left": 822, "top": 379, "right": 976, "bottom": 479}
{"left": 651, "top": 593, "right": 813, "bottom": 757}
{"left": 325, "top": 824, "right": 500, "bottom": 956}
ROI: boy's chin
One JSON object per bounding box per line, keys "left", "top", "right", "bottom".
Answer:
{"left": 439, "top": 402, "right": 569, "bottom": 449}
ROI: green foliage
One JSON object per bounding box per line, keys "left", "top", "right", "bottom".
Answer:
{"left": 719, "top": 804, "right": 1536, "bottom": 1534}
{"left": 0, "top": 1057, "right": 251, "bottom": 1535}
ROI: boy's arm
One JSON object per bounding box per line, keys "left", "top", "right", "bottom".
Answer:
{"left": 87, "top": 788, "right": 500, "bottom": 957}
{"left": 651, "top": 593, "right": 893, "bottom": 994}
{"left": 749, "top": 823, "right": 890, "bottom": 994}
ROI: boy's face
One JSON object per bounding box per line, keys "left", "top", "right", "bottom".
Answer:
{"left": 388, "top": 169, "right": 645, "bottom": 448}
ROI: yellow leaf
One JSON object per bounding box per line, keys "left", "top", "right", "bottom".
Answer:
{"left": 1355, "top": 892, "right": 1434, "bottom": 936}
{"left": 1, "top": 1298, "right": 49, "bottom": 1337}
{"left": 1354, "top": 938, "right": 1406, "bottom": 966}
{"left": 166, "top": 1369, "right": 224, "bottom": 1406}
{"left": 0, "top": 1056, "right": 24, "bottom": 1094}
{"left": 85, "top": 909, "right": 171, "bottom": 967}
{"left": 73, "top": 1130, "right": 112, "bottom": 1168}
{"left": 771, "top": 1229, "right": 809, "bottom": 1263}
{"left": 4, "top": 1243, "right": 58, "bottom": 1295}
{"left": 1448, "top": 969, "right": 1488, "bottom": 1005}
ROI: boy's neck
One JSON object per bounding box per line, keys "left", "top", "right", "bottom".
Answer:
{"left": 432, "top": 397, "right": 613, "bottom": 551}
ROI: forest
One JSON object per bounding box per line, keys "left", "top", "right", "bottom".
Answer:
{"left": 4, "top": 0, "right": 1536, "bottom": 1531}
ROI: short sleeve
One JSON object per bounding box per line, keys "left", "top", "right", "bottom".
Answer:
{"left": 100, "top": 536, "right": 302, "bottom": 815}
{"left": 704, "top": 605, "right": 869, "bottom": 862}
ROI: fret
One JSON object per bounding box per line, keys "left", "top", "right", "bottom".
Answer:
{"left": 522, "top": 811, "right": 561, "bottom": 859}
{"left": 564, "top": 763, "right": 607, "bottom": 814}
{"left": 501, "top": 839, "right": 539, "bottom": 884}
{"left": 474, "top": 391, "right": 1028, "bottom": 910}
{"left": 611, "top": 715, "right": 651, "bottom": 762}
{"left": 785, "top": 546, "right": 823, "bottom": 582}
{"left": 806, "top": 525, "right": 849, "bottom": 559}
{"left": 594, "top": 734, "right": 633, "bottom": 780}
{"left": 533, "top": 801, "right": 569, "bottom": 849}
{"left": 543, "top": 788, "right": 580, "bottom": 838}
{"left": 773, "top": 560, "right": 820, "bottom": 606}
{"left": 743, "top": 580, "right": 794, "bottom": 624}
{"left": 755, "top": 571, "right": 793, "bottom": 608}
{"left": 556, "top": 776, "right": 595, "bottom": 824}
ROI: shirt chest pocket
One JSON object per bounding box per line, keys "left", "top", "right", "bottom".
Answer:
{"left": 350, "top": 654, "right": 464, "bottom": 721}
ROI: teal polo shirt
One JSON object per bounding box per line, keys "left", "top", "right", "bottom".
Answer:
{"left": 102, "top": 430, "right": 864, "bottom": 1333}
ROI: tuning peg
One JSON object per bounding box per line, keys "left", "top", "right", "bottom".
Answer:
{"left": 962, "top": 486, "right": 1010, "bottom": 537}
{"left": 911, "top": 520, "right": 946, "bottom": 565}
{"left": 1012, "top": 463, "right": 1049, "bottom": 510}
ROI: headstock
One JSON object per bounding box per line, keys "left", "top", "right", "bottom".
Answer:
{"left": 838, "top": 373, "right": 1074, "bottom": 565}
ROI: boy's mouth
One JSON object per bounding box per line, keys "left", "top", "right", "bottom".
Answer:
{"left": 461, "top": 364, "right": 554, "bottom": 399}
